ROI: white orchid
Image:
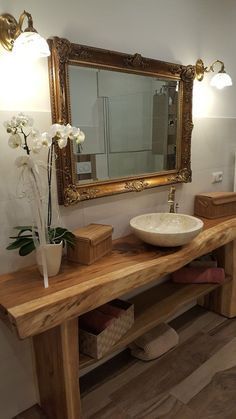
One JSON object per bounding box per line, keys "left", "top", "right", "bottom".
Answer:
{"left": 46, "top": 122, "right": 85, "bottom": 149}
{"left": 47, "top": 124, "right": 68, "bottom": 149}
{"left": 48, "top": 123, "right": 64, "bottom": 139}
{"left": 28, "top": 128, "right": 41, "bottom": 140}
{"left": 63, "top": 123, "right": 73, "bottom": 137}
{"left": 57, "top": 137, "right": 68, "bottom": 149}
{"left": 75, "top": 130, "right": 85, "bottom": 144}
{"left": 4, "top": 115, "right": 84, "bottom": 289}
{"left": 63, "top": 124, "right": 85, "bottom": 144}
{"left": 8, "top": 133, "right": 22, "bottom": 148}
{"left": 65, "top": 125, "right": 78, "bottom": 140}
{"left": 4, "top": 115, "right": 85, "bottom": 154}
{"left": 16, "top": 113, "right": 33, "bottom": 128}
{"left": 29, "top": 130, "right": 52, "bottom": 153}
{"left": 31, "top": 139, "right": 43, "bottom": 154}
{"left": 41, "top": 132, "right": 52, "bottom": 147}
{"left": 4, "top": 113, "right": 33, "bottom": 135}
{"left": 4, "top": 117, "right": 18, "bottom": 133}
{"left": 68, "top": 126, "right": 79, "bottom": 139}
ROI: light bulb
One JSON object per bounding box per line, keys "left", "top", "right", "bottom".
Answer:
{"left": 12, "top": 32, "right": 50, "bottom": 60}
{"left": 210, "top": 72, "right": 232, "bottom": 89}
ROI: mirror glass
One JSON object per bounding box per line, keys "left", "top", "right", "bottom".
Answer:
{"left": 69, "top": 65, "right": 179, "bottom": 184}
{"left": 48, "top": 37, "right": 194, "bottom": 205}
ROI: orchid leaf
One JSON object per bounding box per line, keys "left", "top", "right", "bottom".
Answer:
{"left": 14, "top": 226, "right": 35, "bottom": 231}
{"left": 9, "top": 234, "right": 33, "bottom": 239}
{"left": 6, "top": 237, "right": 33, "bottom": 250}
{"left": 19, "top": 242, "right": 35, "bottom": 256}
{"left": 7, "top": 225, "right": 75, "bottom": 255}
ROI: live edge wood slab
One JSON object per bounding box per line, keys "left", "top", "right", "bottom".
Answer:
{"left": 1, "top": 216, "right": 236, "bottom": 419}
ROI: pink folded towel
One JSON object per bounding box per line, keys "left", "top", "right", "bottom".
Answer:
{"left": 171, "top": 267, "right": 225, "bottom": 284}
{"left": 80, "top": 310, "right": 114, "bottom": 334}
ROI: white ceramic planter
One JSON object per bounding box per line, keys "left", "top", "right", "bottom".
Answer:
{"left": 36, "top": 242, "right": 63, "bottom": 277}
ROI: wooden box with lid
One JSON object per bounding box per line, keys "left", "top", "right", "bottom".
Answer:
{"left": 67, "top": 223, "right": 113, "bottom": 265}
{"left": 194, "top": 192, "right": 236, "bottom": 219}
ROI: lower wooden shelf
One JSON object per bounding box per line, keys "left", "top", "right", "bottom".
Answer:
{"left": 14, "top": 278, "right": 231, "bottom": 418}
{"left": 13, "top": 404, "right": 46, "bottom": 418}
{"left": 79, "top": 278, "right": 230, "bottom": 370}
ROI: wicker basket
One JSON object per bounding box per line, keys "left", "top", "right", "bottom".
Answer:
{"left": 79, "top": 300, "right": 134, "bottom": 359}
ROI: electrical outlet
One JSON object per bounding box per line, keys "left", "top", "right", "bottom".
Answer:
{"left": 212, "top": 171, "right": 223, "bottom": 183}
{"left": 77, "top": 161, "right": 92, "bottom": 174}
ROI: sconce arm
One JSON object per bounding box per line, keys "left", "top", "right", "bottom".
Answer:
{"left": 0, "top": 10, "right": 36, "bottom": 51}
{"left": 18, "top": 10, "right": 37, "bottom": 33}
{"left": 206, "top": 60, "right": 225, "bottom": 74}
{"left": 195, "top": 58, "right": 226, "bottom": 81}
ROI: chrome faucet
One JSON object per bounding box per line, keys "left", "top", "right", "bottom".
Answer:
{"left": 168, "top": 186, "right": 176, "bottom": 213}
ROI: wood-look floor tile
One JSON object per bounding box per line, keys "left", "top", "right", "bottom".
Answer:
{"left": 134, "top": 394, "right": 196, "bottom": 419}
{"left": 13, "top": 405, "right": 46, "bottom": 419}
{"left": 170, "top": 306, "right": 227, "bottom": 344}
{"left": 81, "top": 309, "right": 235, "bottom": 418}
{"left": 109, "top": 331, "right": 226, "bottom": 417}
{"left": 81, "top": 351, "right": 163, "bottom": 416}
{"left": 81, "top": 309, "right": 229, "bottom": 404}
{"left": 188, "top": 365, "right": 236, "bottom": 419}
{"left": 80, "top": 350, "right": 135, "bottom": 395}
{"left": 87, "top": 401, "right": 132, "bottom": 419}
{"left": 170, "top": 338, "right": 236, "bottom": 404}
{"left": 81, "top": 390, "right": 111, "bottom": 418}
{"left": 208, "top": 317, "right": 236, "bottom": 340}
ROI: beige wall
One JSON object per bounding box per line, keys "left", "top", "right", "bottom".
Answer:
{"left": 0, "top": 1, "right": 235, "bottom": 417}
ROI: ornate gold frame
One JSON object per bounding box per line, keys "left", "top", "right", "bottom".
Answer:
{"left": 48, "top": 37, "right": 195, "bottom": 206}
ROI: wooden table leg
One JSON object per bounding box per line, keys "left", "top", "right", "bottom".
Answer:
{"left": 33, "top": 318, "right": 81, "bottom": 419}
{"left": 198, "top": 240, "right": 236, "bottom": 317}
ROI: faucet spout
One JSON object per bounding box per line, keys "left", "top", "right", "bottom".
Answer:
{"left": 168, "top": 186, "right": 176, "bottom": 213}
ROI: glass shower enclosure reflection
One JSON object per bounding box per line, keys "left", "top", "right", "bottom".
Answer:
{"left": 69, "top": 66, "right": 179, "bottom": 184}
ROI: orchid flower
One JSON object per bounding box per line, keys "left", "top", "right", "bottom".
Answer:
{"left": 75, "top": 130, "right": 85, "bottom": 144}
{"left": 57, "top": 137, "right": 68, "bottom": 149}
{"left": 47, "top": 122, "right": 85, "bottom": 148}
{"left": 8, "top": 133, "right": 22, "bottom": 149}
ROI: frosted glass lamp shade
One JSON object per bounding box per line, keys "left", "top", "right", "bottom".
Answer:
{"left": 12, "top": 32, "right": 50, "bottom": 59}
{"left": 210, "top": 72, "right": 233, "bottom": 89}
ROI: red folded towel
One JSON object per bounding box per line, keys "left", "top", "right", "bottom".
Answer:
{"left": 171, "top": 267, "right": 225, "bottom": 284}
{"left": 80, "top": 310, "right": 114, "bottom": 334}
{"left": 99, "top": 303, "right": 124, "bottom": 318}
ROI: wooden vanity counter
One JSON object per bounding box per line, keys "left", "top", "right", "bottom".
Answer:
{"left": 1, "top": 216, "right": 236, "bottom": 419}
{"left": 0, "top": 216, "right": 236, "bottom": 339}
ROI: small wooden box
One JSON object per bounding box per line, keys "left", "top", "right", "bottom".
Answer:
{"left": 79, "top": 300, "right": 134, "bottom": 359}
{"left": 194, "top": 192, "right": 236, "bottom": 219}
{"left": 67, "top": 223, "right": 113, "bottom": 265}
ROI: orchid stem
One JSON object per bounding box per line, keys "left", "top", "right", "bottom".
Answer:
{"left": 23, "top": 132, "right": 30, "bottom": 155}
{"left": 47, "top": 142, "right": 54, "bottom": 229}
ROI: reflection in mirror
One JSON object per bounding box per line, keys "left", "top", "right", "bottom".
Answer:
{"left": 48, "top": 37, "right": 194, "bottom": 205}
{"left": 69, "top": 66, "right": 179, "bottom": 185}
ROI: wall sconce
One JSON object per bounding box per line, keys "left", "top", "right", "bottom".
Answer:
{"left": 195, "top": 58, "right": 232, "bottom": 89}
{"left": 0, "top": 11, "right": 50, "bottom": 59}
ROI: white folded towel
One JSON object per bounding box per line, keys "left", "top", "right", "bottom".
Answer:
{"left": 129, "top": 323, "right": 179, "bottom": 361}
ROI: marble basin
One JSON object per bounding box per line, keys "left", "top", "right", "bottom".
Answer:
{"left": 130, "top": 213, "right": 204, "bottom": 247}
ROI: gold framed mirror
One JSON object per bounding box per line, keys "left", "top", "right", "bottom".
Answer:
{"left": 48, "top": 37, "right": 195, "bottom": 206}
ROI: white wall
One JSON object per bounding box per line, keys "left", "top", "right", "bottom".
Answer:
{"left": 0, "top": 0, "right": 236, "bottom": 417}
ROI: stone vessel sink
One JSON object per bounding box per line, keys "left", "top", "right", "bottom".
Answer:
{"left": 130, "top": 213, "right": 204, "bottom": 247}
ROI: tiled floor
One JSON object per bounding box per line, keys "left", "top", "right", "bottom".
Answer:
{"left": 81, "top": 306, "right": 236, "bottom": 418}
{"left": 15, "top": 306, "right": 236, "bottom": 418}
